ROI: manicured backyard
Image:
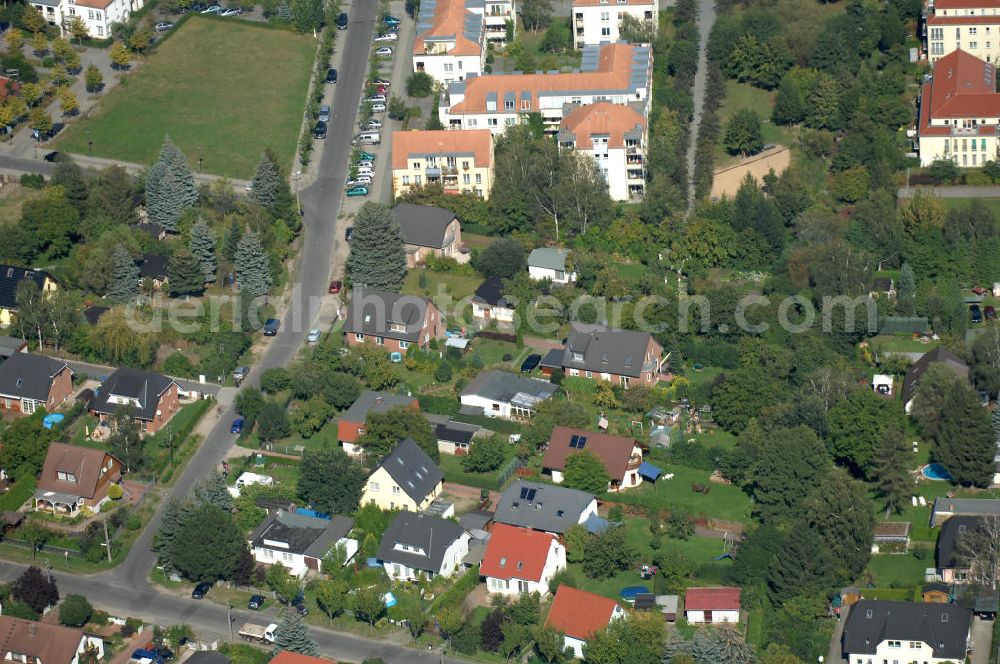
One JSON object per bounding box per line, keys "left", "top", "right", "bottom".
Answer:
{"left": 55, "top": 17, "right": 316, "bottom": 177}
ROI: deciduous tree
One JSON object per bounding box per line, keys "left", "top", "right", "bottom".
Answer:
{"left": 358, "top": 406, "right": 438, "bottom": 463}
{"left": 12, "top": 566, "right": 58, "bottom": 614}
{"left": 723, "top": 109, "right": 763, "bottom": 156}
{"left": 84, "top": 64, "right": 104, "bottom": 93}
{"left": 110, "top": 42, "right": 131, "bottom": 69}
{"left": 563, "top": 451, "right": 610, "bottom": 494}
{"left": 296, "top": 448, "right": 366, "bottom": 514}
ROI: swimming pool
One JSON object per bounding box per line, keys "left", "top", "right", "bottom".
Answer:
{"left": 922, "top": 463, "right": 953, "bottom": 481}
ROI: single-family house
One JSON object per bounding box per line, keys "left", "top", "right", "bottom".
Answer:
{"left": 684, "top": 587, "right": 741, "bottom": 624}
{"left": 0, "top": 353, "right": 74, "bottom": 415}
{"left": 902, "top": 347, "right": 970, "bottom": 414}
{"left": 33, "top": 443, "right": 122, "bottom": 516}
{"left": 935, "top": 515, "right": 984, "bottom": 583}
{"left": 0, "top": 336, "right": 27, "bottom": 359}
{"left": 527, "top": 248, "right": 575, "bottom": 284}
{"left": 337, "top": 391, "right": 419, "bottom": 457}
{"left": 558, "top": 102, "right": 647, "bottom": 200}
{"left": 343, "top": 289, "right": 443, "bottom": 352}
{"left": 544, "top": 585, "right": 625, "bottom": 658}
{"left": 542, "top": 427, "right": 643, "bottom": 491}
{"left": 471, "top": 276, "right": 515, "bottom": 324}
{"left": 138, "top": 254, "right": 168, "bottom": 290}
{"left": 426, "top": 413, "right": 483, "bottom": 455}
{"left": 540, "top": 322, "right": 665, "bottom": 388}
{"left": 459, "top": 370, "right": 557, "bottom": 419}
{"left": 842, "top": 600, "right": 972, "bottom": 664}
{"left": 930, "top": 498, "right": 1000, "bottom": 526}
{"left": 392, "top": 130, "right": 494, "bottom": 199}
{"left": 362, "top": 438, "right": 444, "bottom": 512}
{"left": 0, "top": 616, "right": 104, "bottom": 664}
{"left": 480, "top": 523, "right": 566, "bottom": 596}
{"left": 89, "top": 368, "right": 180, "bottom": 434}
{"left": 392, "top": 203, "right": 468, "bottom": 267}
{"left": 0, "top": 265, "right": 57, "bottom": 328}
{"left": 493, "top": 480, "right": 598, "bottom": 535}
{"left": 249, "top": 510, "right": 357, "bottom": 578}
{"left": 571, "top": 0, "right": 657, "bottom": 49}
{"left": 378, "top": 511, "right": 470, "bottom": 581}
{"left": 871, "top": 277, "right": 896, "bottom": 299}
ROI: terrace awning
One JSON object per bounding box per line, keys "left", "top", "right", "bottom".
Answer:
{"left": 638, "top": 462, "right": 662, "bottom": 481}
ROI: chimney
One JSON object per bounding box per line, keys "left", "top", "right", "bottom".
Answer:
{"left": 27, "top": 623, "right": 36, "bottom": 637}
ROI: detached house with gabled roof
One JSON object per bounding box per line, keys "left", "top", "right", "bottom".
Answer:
{"left": 249, "top": 510, "right": 357, "bottom": 578}
{"left": 917, "top": 49, "right": 1000, "bottom": 167}
{"left": 0, "top": 265, "right": 58, "bottom": 328}
{"left": 338, "top": 391, "right": 419, "bottom": 458}
{"left": 527, "top": 248, "right": 575, "bottom": 284}
{"left": 362, "top": 438, "right": 444, "bottom": 512}
{"left": 33, "top": 443, "right": 122, "bottom": 516}
{"left": 492, "top": 480, "right": 598, "bottom": 535}
{"left": 343, "top": 289, "right": 444, "bottom": 353}
{"left": 88, "top": 367, "right": 180, "bottom": 434}
{"left": 377, "top": 511, "right": 470, "bottom": 581}
{"left": 542, "top": 427, "right": 644, "bottom": 491}
{"left": 0, "top": 353, "right": 73, "bottom": 415}
{"left": 545, "top": 585, "right": 625, "bottom": 658}
{"left": 480, "top": 523, "right": 566, "bottom": 596}
{"left": 541, "top": 322, "right": 665, "bottom": 387}
{"left": 901, "top": 346, "right": 970, "bottom": 414}
{"left": 842, "top": 600, "right": 972, "bottom": 664}
{"left": 0, "top": 615, "right": 104, "bottom": 664}
{"left": 391, "top": 203, "right": 468, "bottom": 268}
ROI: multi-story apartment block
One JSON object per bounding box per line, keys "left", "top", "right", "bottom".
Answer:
{"left": 439, "top": 42, "right": 652, "bottom": 134}
{"left": 32, "top": 0, "right": 143, "bottom": 39}
{"left": 483, "top": 0, "right": 516, "bottom": 45}
{"left": 412, "top": 0, "right": 487, "bottom": 85}
{"left": 572, "top": 0, "right": 657, "bottom": 49}
{"left": 925, "top": 0, "right": 1000, "bottom": 63}
{"left": 916, "top": 49, "right": 1000, "bottom": 166}
{"left": 392, "top": 129, "right": 494, "bottom": 198}
{"left": 558, "top": 102, "right": 646, "bottom": 200}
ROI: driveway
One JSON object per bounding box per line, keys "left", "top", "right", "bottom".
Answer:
{"left": 971, "top": 615, "right": 994, "bottom": 664}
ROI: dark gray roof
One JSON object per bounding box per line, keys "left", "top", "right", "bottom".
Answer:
{"left": 249, "top": 510, "right": 354, "bottom": 559}
{"left": 843, "top": 600, "right": 971, "bottom": 660}
{"left": 493, "top": 480, "right": 595, "bottom": 534}
{"left": 435, "top": 422, "right": 477, "bottom": 446}
{"left": 138, "top": 254, "right": 168, "bottom": 280}
{"left": 472, "top": 276, "right": 512, "bottom": 308}
{"left": 392, "top": 204, "right": 457, "bottom": 249}
{"left": 82, "top": 305, "right": 109, "bottom": 326}
{"left": 460, "top": 370, "right": 557, "bottom": 405}
{"left": 377, "top": 511, "right": 466, "bottom": 573}
{"left": 343, "top": 289, "right": 431, "bottom": 343}
{"left": 458, "top": 509, "right": 492, "bottom": 532}
{"left": 0, "top": 265, "right": 51, "bottom": 311}
{"left": 527, "top": 248, "right": 569, "bottom": 271}
{"left": 0, "top": 353, "right": 71, "bottom": 401}
{"left": 342, "top": 390, "right": 416, "bottom": 425}
{"left": 549, "top": 322, "right": 657, "bottom": 378}
{"left": 0, "top": 337, "right": 26, "bottom": 359}
{"left": 901, "top": 347, "right": 969, "bottom": 406}
{"left": 933, "top": 498, "right": 1000, "bottom": 521}
{"left": 936, "top": 515, "right": 983, "bottom": 568}
{"left": 89, "top": 368, "right": 176, "bottom": 422}
{"left": 377, "top": 438, "right": 443, "bottom": 504}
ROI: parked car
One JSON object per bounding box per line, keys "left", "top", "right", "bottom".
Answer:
{"left": 292, "top": 601, "right": 309, "bottom": 616}
{"left": 365, "top": 94, "right": 387, "bottom": 103}
{"left": 230, "top": 417, "right": 244, "bottom": 434}
{"left": 44, "top": 123, "right": 64, "bottom": 140}
{"left": 370, "top": 103, "right": 386, "bottom": 113}
{"left": 326, "top": 68, "right": 338, "bottom": 83}
{"left": 153, "top": 647, "right": 174, "bottom": 662}
{"left": 972, "top": 304, "right": 983, "bottom": 323}
{"left": 374, "top": 46, "right": 393, "bottom": 57}
{"left": 350, "top": 175, "right": 373, "bottom": 185}
{"left": 383, "top": 14, "right": 401, "bottom": 25}
{"left": 357, "top": 160, "right": 374, "bottom": 169}
{"left": 131, "top": 649, "right": 164, "bottom": 664}
{"left": 263, "top": 318, "right": 280, "bottom": 336}
{"left": 192, "top": 582, "right": 212, "bottom": 599}
{"left": 329, "top": 280, "right": 343, "bottom": 294}
{"left": 371, "top": 77, "right": 391, "bottom": 87}
{"left": 232, "top": 366, "right": 251, "bottom": 381}
{"left": 520, "top": 353, "right": 542, "bottom": 373}
{"left": 987, "top": 305, "right": 998, "bottom": 321}
{"left": 313, "top": 121, "right": 327, "bottom": 139}
{"left": 248, "top": 594, "right": 265, "bottom": 610}
{"left": 220, "top": 7, "right": 242, "bottom": 15}
{"left": 374, "top": 32, "right": 398, "bottom": 42}
{"left": 336, "top": 11, "right": 348, "bottom": 28}
{"left": 318, "top": 104, "right": 331, "bottom": 122}
{"left": 200, "top": 5, "right": 221, "bottom": 12}
{"left": 307, "top": 329, "right": 322, "bottom": 343}
{"left": 357, "top": 151, "right": 376, "bottom": 161}
{"left": 345, "top": 227, "right": 354, "bottom": 240}
{"left": 374, "top": 84, "right": 388, "bottom": 95}
{"left": 362, "top": 120, "right": 382, "bottom": 130}
{"left": 154, "top": 21, "right": 174, "bottom": 31}
{"left": 43, "top": 151, "right": 60, "bottom": 162}
{"left": 346, "top": 187, "right": 368, "bottom": 197}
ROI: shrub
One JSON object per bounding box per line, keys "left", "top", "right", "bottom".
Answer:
{"left": 20, "top": 173, "right": 45, "bottom": 189}
{"left": 126, "top": 515, "right": 141, "bottom": 530}
{"left": 259, "top": 367, "right": 291, "bottom": 394}
{"left": 107, "top": 484, "right": 123, "bottom": 500}
{"left": 452, "top": 621, "right": 480, "bottom": 654}
{"left": 58, "top": 594, "right": 93, "bottom": 627}
{"left": 434, "top": 362, "right": 453, "bottom": 382}
{"left": 406, "top": 71, "right": 434, "bottom": 98}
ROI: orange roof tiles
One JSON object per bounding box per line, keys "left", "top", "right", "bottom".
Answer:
{"left": 450, "top": 43, "right": 643, "bottom": 114}
{"left": 73, "top": 0, "right": 116, "bottom": 9}
{"left": 270, "top": 652, "right": 336, "bottom": 664}
{"left": 927, "top": 14, "right": 1000, "bottom": 23}
{"left": 392, "top": 129, "right": 493, "bottom": 169}
{"left": 544, "top": 585, "right": 620, "bottom": 641}
{"left": 413, "top": 0, "right": 483, "bottom": 57}
{"left": 933, "top": 0, "right": 1000, "bottom": 9}
{"left": 560, "top": 102, "right": 646, "bottom": 149}
{"left": 480, "top": 523, "right": 557, "bottom": 582}
{"left": 923, "top": 49, "right": 1000, "bottom": 119}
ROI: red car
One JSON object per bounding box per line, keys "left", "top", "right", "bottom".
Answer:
{"left": 329, "top": 280, "right": 343, "bottom": 294}
{"left": 375, "top": 85, "right": 388, "bottom": 95}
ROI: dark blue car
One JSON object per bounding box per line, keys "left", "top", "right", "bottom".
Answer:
{"left": 230, "top": 417, "right": 244, "bottom": 434}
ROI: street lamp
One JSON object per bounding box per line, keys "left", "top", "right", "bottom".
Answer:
{"left": 88, "top": 140, "right": 92, "bottom": 157}
{"left": 198, "top": 156, "right": 203, "bottom": 171}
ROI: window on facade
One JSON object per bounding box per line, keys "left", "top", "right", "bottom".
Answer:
{"left": 601, "top": 27, "right": 611, "bottom": 35}
{"left": 505, "top": 117, "right": 515, "bottom": 125}
{"left": 392, "top": 486, "right": 401, "bottom": 495}
{"left": 971, "top": 27, "right": 978, "bottom": 34}
{"left": 87, "top": 9, "right": 94, "bottom": 17}
{"left": 971, "top": 41, "right": 979, "bottom": 48}
{"left": 444, "top": 63, "right": 454, "bottom": 72}
{"left": 476, "top": 173, "right": 482, "bottom": 183}
{"left": 370, "top": 482, "right": 380, "bottom": 491}
{"left": 399, "top": 340, "right": 409, "bottom": 349}
{"left": 402, "top": 175, "right": 410, "bottom": 185}
{"left": 463, "top": 174, "right": 470, "bottom": 184}
{"left": 600, "top": 11, "right": 609, "bottom": 19}
{"left": 415, "top": 175, "right": 422, "bottom": 185}
{"left": 488, "top": 118, "right": 498, "bottom": 126}
{"left": 355, "top": 333, "right": 365, "bottom": 341}
{"left": 375, "top": 336, "right": 384, "bottom": 345}
{"left": 504, "top": 99, "right": 515, "bottom": 110}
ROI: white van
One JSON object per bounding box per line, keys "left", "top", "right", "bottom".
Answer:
{"left": 357, "top": 131, "right": 381, "bottom": 145}
{"left": 356, "top": 166, "right": 374, "bottom": 178}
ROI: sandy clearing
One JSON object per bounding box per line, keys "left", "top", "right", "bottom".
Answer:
{"left": 710, "top": 146, "right": 791, "bottom": 199}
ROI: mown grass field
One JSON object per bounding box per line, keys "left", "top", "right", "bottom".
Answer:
{"left": 55, "top": 17, "right": 316, "bottom": 177}
{"left": 715, "top": 81, "right": 795, "bottom": 168}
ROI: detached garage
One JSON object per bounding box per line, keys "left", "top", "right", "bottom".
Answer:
{"left": 684, "top": 587, "right": 741, "bottom": 624}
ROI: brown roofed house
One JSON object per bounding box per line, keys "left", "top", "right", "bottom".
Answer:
{"left": 34, "top": 443, "right": 122, "bottom": 516}
{"left": 0, "top": 615, "right": 104, "bottom": 664}
{"left": 543, "top": 427, "right": 644, "bottom": 491}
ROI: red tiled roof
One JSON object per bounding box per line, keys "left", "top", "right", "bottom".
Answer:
{"left": 544, "top": 585, "right": 620, "bottom": 640}
{"left": 685, "top": 587, "right": 741, "bottom": 611}
{"left": 270, "top": 653, "right": 336, "bottom": 664}
{"left": 543, "top": 426, "right": 638, "bottom": 480}
{"left": 932, "top": 0, "right": 1000, "bottom": 9}
{"left": 413, "top": 0, "right": 482, "bottom": 57}
{"left": 573, "top": 0, "right": 654, "bottom": 6}
{"left": 450, "top": 43, "right": 641, "bottom": 114}
{"left": 392, "top": 129, "right": 493, "bottom": 169}
{"left": 924, "top": 49, "right": 1000, "bottom": 119}
{"left": 927, "top": 14, "right": 1000, "bottom": 23}
{"left": 560, "top": 102, "right": 646, "bottom": 149}
{"left": 480, "top": 523, "right": 557, "bottom": 581}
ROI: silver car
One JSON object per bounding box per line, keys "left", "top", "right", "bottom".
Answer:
{"left": 318, "top": 104, "right": 331, "bottom": 122}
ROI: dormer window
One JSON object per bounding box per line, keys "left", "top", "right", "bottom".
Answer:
{"left": 500, "top": 557, "right": 507, "bottom": 567}
{"left": 57, "top": 471, "right": 77, "bottom": 483}
{"left": 390, "top": 322, "right": 406, "bottom": 333}
{"left": 572, "top": 352, "right": 583, "bottom": 362}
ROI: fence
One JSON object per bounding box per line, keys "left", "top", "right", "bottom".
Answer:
{"left": 495, "top": 456, "right": 524, "bottom": 488}
{"left": 3, "top": 538, "right": 86, "bottom": 559}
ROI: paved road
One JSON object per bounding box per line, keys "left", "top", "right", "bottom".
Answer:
{"left": 684, "top": 0, "right": 716, "bottom": 211}
{"left": 898, "top": 185, "right": 1000, "bottom": 198}
{"left": 0, "top": 154, "right": 55, "bottom": 176}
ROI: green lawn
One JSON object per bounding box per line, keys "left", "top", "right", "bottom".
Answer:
{"left": 439, "top": 446, "right": 517, "bottom": 490}
{"left": 715, "top": 81, "right": 795, "bottom": 167}
{"left": 610, "top": 463, "right": 752, "bottom": 524}
{"left": 55, "top": 17, "right": 316, "bottom": 177}
{"left": 864, "top": 548, "right": 931, "bottom": 590}
{"left": 870, "top": 334, "right": 939, "bottom": 354}
{"left": 403, "top": 268, "right": 483, "bottom": 302}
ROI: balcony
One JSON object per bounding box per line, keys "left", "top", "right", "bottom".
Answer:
{"left": 626, "top": 454, "right": 643, "bottom": 471}
{"left": 626, "top": 169, "right": 645, "bottom": 181}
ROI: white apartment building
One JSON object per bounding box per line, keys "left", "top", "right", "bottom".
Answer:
{"left": 572, "top": 0, "right": 657, "bottom": 49}
{"left": 559, "top": 101, "right": 646, "bottom": 200}
{"left": 412, "top": 0, "right": 486, "bottom": 85}
{"left": 916, "top": 48, "right": 1000, "bottom": 166}
{"left": 925, "top": 0, "right": 1000, "bottom": 63}
{"left": 483, "top": 0, "right": 515, "bottom": 45}
{"left": 32, "top": 0, "right": 142, "bottom": 39}
{"left": 439, "top": 42, "right": 652, "bottom": 134}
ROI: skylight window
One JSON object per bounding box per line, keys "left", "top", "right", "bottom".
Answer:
{"left": 569, "top": 435, "right": 588, "bottom": 449}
